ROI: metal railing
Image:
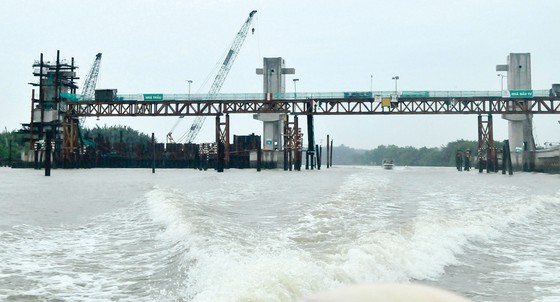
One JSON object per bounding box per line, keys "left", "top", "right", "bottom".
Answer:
{"left": 72, "top": 90, "right": 551, "bottom": 102}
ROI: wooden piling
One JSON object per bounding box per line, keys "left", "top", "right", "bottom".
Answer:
{"left": 216, "top": 142, "right": 224, "bottom": 173}
{"left": 326, "top": 135, "right": 330, "bottom": 168}
{"left": 316, "top": 144, "right": 322, "bottom": 170}
{"left": 502, "top": 143, "right": 507, "bottom": 175}
{"left": 45, "top": 132, "right": 52, "bottom": 176}
{"left": 329, "top": 139, "right": 334, "bottom": 168}
{"left": 506, "top": 140, "right": 513, "bottom": 175}
{"left": 151, "top": 133, "right": 155, "bottom": 173}
{"left": 257, "top": 144, "right": 262, "bottom": 172}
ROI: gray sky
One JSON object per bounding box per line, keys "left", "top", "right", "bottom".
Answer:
{"left": 1, "top": 0, "right": 559, "bottom": 149}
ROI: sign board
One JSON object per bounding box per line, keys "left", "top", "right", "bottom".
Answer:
{"left": 265, "top": 139, "right": 273, "bottom": 145}
{"left": 374, "top": 95, "right": 382, "bottom": 103}
{"left": 503, "top": 90, "right": 533, "bottom": 98}
{"left": 143, "top": 94, "right": 164, "bottom": 101}
{"left": 343, "top": 92, "right": 372, "bottom": 99}
{"left": 515, "top": 147, "right": 523, "bottom": 153}
{"left": 400, "top": 91, "right": 430, "bottom": 98}
{"left": 382, "top": 98, "right": 391, "bottom": 107}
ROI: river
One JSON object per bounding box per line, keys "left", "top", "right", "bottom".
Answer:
{"left": 0, "top": 166, "right": 558, "bottom": 301}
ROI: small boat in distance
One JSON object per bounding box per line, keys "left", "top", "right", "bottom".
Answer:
{"left": 382, "top": 159, "right": 395, "bottom": 170}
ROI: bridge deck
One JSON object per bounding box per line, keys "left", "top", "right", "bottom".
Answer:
{"left": 113, "top": 90, "right": 552, "bottom": 101}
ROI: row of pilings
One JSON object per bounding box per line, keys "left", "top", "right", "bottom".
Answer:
{"left": 21, "top": 132, "right": 335, "bottom": 173}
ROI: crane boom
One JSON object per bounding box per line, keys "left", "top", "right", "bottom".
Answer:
{"left": 81, "top": 53, "right": 102, "bottom": 100}
{"left": 170, "top": 10, "right": 257, "bottom": 143}
{"left": 78, "top": 53, "right": 102, "bottom": 125}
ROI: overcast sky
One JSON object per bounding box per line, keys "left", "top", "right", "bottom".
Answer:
{"left": 1, "top": 0, "right": 559, "bottom": 149}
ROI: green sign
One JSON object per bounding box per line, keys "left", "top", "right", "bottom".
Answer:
{"left": 143, "top": 94, "right": 164, "bottom": 101}
{"left": 265, "top": 139, "right": 273, "bottom": 145}
{"left": 505, "top": 90, "right": 533, "bottom": 98}
{"left": 401, "top": 91, "right": 430, "bottom": 98}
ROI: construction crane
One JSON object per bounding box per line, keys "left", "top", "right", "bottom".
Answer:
{"left": 81, "top": 53, "right": 102, "bottom": 100}
{"left": 79, "top": 53, "right": 102, "bottom": 124}
{"left": 168, "top": 10, "right": 257, "bottom": 144}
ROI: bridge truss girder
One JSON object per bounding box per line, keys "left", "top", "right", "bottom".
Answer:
{"left": 477, "top": 114, "right": 497, "bottom": 172}
{"left": 66, "top": 97, "right": 560, "bottom": 118}
{"left": 283, "top": 114, "right": 302, "bottom": 171}
{"left": 215, "top": 114, "right": 230, "bottom": 169}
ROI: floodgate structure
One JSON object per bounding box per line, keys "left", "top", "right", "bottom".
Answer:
{"left": 18, "top": 52, "right": 560, "bottom": 175}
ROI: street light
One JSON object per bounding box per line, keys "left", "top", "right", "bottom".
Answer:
{"left": 370, "top": 75, "right": 373, "bottom": 96}
{"left": 293, "top": 78, "right": 299, "bottom": 99}
{"left": 497, "top": 74, "right": 507, "bottom": 95}
{"left": 187, "top": 80, "right": 193, "bottom": 100}
{"left": 392, "top": 76, "right": 399, "bottom": 96}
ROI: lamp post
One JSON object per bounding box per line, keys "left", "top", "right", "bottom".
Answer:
{"left": 392, "top": 76, "right": 399, "bottom": 96}
{"left": 370, "top": 74, "right": 373, "bottom": 96}
{"left": 497, "top": 74, "right": 507, "bottom": 96}
{"left": 187, "top": 80, "right": 193, "bottom": 100}
{"left": 293, "top": 78, "right": 299, "bottom": 99}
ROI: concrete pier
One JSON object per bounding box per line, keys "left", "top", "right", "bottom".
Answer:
{"left": 254, "top": 57, "right": 295, "bottom": 168}
{"left": 496, "top": 53, "right": 536, "bottom": 170}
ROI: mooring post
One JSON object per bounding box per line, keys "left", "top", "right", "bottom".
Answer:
{"left": 502, "top": 143, "right": 507, "bottom": 175}
{"left": 45, "top": 132, "right": 52, "bottom": 176}
{"left": 151, "top": 133, "right": 155, "bottom": 173}
{"left": 306, "top": 100, "right": 315, "bottom": 170}
{"left": 506, "top": 140, "right": 513, "bottom": 175}
{"left": 283, "top": 148, "right": 288, "bottom": 171}
{"left": 215, "top": 115, "right": 224, "bottom": 172}
{"left": 316, "top": 144, "right": 321, "bottom": 170}
{"left": 329, "top": 139, "right": 334, "bottom": 168}
{"left": 257, "top": 143, "right": 262, "bottom": 172}
{"left": 216, "top": 142, "right": 224, "bottom": 173}
{"left": 326, "top": 135, "right": 330, "bottom": 168}
{"left": 283, "top": 114, "right": 289, "bottom": 171}
{"left": 288, "top": 150, "right": 293, "bottom": 171}
{"left": 224, "top": 114, "right": 230, "bottom": 169}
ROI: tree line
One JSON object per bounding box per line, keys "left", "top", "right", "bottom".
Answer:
{"left": 330, "top": 140, "right": 502, "bottom": 167}
{"left": 0, "top": 129, "right": 23, "bottom": 166}
{"left": 0, "top": 125, "right": 151, "bottom": 166}
{"left": 1, "top": 125, "right": 496, "bottom": 167}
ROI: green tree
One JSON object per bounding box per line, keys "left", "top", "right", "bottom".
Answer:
{"left": 0, "top": 129, "right": 24, "bottom": 165}
{"left": 83, "top": 125, "right": 152, "bottom": 145}
{"left": 333, "top": 139, "right": 495, "bottom": 167}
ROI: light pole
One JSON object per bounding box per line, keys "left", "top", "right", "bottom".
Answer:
{"left": 497, "top": 74, "right": 507, "bottom": 95}
{"left": 392, "top": 76, "right": 399, "bottom": 96}
{"left": 187, "top": 80, "right": 193, "bottom": 100}
{"left": 370, "top": 74, "right": 373, "bottom": 96}
{"left": 293, "top": 78, "right": 299, "bottom": 99}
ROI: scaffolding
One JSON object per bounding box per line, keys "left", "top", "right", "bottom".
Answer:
{"left": 21, "top": 51, "right": 80, "bottom": 168}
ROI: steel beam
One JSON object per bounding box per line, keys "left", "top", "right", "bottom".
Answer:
{"left": 66, "top": 97, "right": 560, "bottom": 118}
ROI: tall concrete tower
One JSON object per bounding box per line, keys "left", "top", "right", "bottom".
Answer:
{"left": 254, "top": 57, "right": 295, "bottom": 151}
{"left": 496, "top": 53, "right": 535, "bottom": 168}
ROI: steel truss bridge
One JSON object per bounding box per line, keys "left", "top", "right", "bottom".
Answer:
{"left": 61, "top": 93, "right": 560, "bottom": 171}
{"left": 66, "top": 96, "right": 560, "bottom": 117}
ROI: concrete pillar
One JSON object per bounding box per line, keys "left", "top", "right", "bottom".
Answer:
{"left": 496, "top": 53, "right": 535, "bottom": 169}
{"left": 255, "top": 58, "right": 295, "bottom": 150}
{"left": 254, "top": 57, "right": 295, "bottom": 168}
